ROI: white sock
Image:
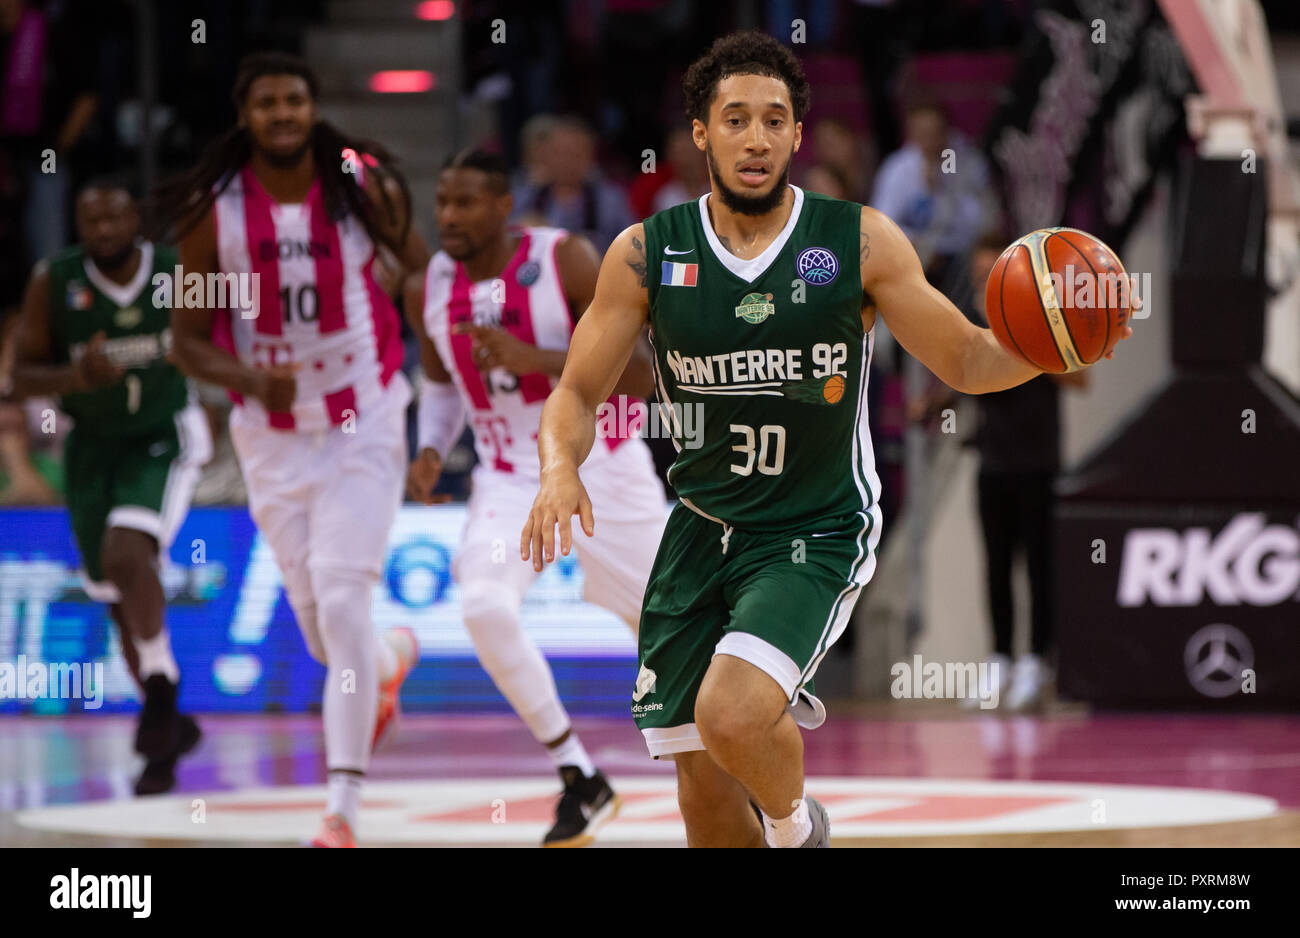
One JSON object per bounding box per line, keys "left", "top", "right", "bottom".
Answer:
{"left": 763, "top": 794, "right": 812, "bottom": 848}
{"left": 326, "top": 771, "right": 363, "bottom": 830}
{"left": 134, "top": 629, "right": 180, "bottom": 683}
{"left": 376, "top": 632, "right": 399, "bottom": 684}
{"left": 548, "top": 733, "right": 596, "bottom": 778}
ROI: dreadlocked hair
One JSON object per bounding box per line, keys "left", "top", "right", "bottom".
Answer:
{"left": 146, "top": 51, "right": 412, "bottom": 252}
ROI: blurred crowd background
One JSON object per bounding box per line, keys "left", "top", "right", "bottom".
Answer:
{"left": 0, "top": 0, "right": 1058, "bottom": 512}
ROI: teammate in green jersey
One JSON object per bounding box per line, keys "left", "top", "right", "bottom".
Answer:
{"left": 523, "top": 32, "right": 1135, "bottom": 848}
{"left": 12, "top": 180, "right": 211, "bottom": 795}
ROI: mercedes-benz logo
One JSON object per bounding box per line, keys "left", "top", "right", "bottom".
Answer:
{"left": 1183, "top": 624, "right": 1254, "bottom": 698}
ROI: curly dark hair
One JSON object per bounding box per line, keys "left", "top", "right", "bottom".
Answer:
{"left": 682, "top": 31, "right": 811, "bottom": 124}
{"left": 147, "top": 52, "right": 411, "bottom": 252}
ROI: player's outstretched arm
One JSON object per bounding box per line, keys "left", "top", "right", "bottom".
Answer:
{"left": 861, "top": 206, "right": 1041, "bottom": 395}
{"left": 863, "top": 207, "right": 1134, "bottom": 393}
{"left": 521, "top": 223, "right": 651, "bottom": 570}
{"left": 10, "top": 263, "right": 123, "bottom": 397}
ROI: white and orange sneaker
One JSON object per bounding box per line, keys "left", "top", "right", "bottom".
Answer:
{"left": 309, "top": 814, "right": 356, "bottom": 848}
{"left": 372, "top": 627, "right": 419, "bottom": 751}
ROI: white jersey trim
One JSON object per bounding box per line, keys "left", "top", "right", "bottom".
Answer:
{"left": 84, "top": 241, "right": 155, "bottom": 308}
{"left": 697, "top": 185, "right": 805, "bottom": 284}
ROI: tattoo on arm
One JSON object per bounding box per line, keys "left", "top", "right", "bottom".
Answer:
{"left": 627, "top": 235, "right": 648, "bottom": 287}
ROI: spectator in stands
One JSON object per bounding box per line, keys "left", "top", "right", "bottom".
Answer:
{"left": 510, "top": 113, "right": 557, "bottom": 225}
{"left": 597, "top": 0, "right": 687, "bottom": 165}
{"left": 810, "top": 117, "right": 872, "bottom": 203}
{"left": 0, "top": 0, "right": 99, "bottom": 265}
{"left": 628, "top": 127, "right": 710, "bottom": 218}
{"left": 849, "top": 0, "right": 904, "bottom": 157}
{"left": 804, "top": 163, "right": 851, "bottom": 201}
{"left": 511, "top": 115, "right": 634, "bottom": 253}
{"left": 870, "top": 100, "right": 994, "bottom": 292}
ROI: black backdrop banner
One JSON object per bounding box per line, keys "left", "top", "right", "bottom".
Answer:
{"left": 983, "top": 0, "right": 1195, "bottom": 246}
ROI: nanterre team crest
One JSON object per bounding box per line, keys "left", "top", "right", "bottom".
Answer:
{"left": 734, "top": 292, "right": 776, "bottom": 324}
{"left": 114, "top": 306, "right": 143, "bottom": 329}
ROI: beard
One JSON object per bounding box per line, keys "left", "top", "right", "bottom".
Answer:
{"left": 706, "top": 143, "right": 793, "bottom": 216}
{"left": 90, "top": 242, "right": 137, "bottom": 272}
{"left": 259, "top": 127, "right": 313, "bottom": 170}
{"left": 440, "top": 232, "right": 485, "bottom": 262}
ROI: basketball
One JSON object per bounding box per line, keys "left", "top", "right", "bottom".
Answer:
{"left": 985, "top": 227, "right": 1133, "bottom": 373}
{"left": 823, "top": 374, "right": 845, "bottom": 404}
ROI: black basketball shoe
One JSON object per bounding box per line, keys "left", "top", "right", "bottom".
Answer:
{"left": 135, "top": 714, "right": 202, "bottom": 796}
{"left": 134, "top": 674, "right": 182, "bottom": 759}
{"left": 542, "top": 766, "right": 621, "bottom": 847}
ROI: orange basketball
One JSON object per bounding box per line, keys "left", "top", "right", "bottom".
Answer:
{"left": 823, "top": 374, "right": 845, "bottom": 404}
{"left": 985, "top": 227, "right": 1133, "bottom": 373}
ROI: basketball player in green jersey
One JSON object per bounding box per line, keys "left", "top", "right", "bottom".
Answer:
{"left": 523, "top": 31, "right": 1134, "bottom": 848}
{"left": 12, "top": 180, "right": 211, "bottom": 795}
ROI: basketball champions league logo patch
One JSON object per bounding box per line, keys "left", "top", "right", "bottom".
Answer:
{"left": 516, "top": 260, "right": 541, "bottom": 287}
{"left": 796, "top": 247, "right": 839, "bottom": 285}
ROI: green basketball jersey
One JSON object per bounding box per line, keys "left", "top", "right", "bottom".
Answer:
{"left": 45, "top": 242, "right": 190, "bottom": 438}
{"left": 643, "top": 186, "right": 881, "bottom": 532}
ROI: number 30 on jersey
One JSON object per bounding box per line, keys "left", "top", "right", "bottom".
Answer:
{"left": 730, "top": 423, "right": 786, "bottom": 477}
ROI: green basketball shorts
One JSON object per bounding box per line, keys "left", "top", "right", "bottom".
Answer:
{"left": 634, "top": 500, "right": 880, "bottom": 758}
{"left": 64, "top": 404, "right": 212, "bottom": 601}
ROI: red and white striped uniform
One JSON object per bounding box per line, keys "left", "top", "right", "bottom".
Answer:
{"left": 422, "top": 226, "right": 666, "bottom": 624}
{"left": 423, "top": 226, "right": 637, "bottom": 479}
{"left": 212, "top": 165, "right": 406, "bottom": 432}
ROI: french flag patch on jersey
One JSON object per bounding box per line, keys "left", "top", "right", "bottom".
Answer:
{"left": 662, "top": 261, "right": 698, "bottom": 287}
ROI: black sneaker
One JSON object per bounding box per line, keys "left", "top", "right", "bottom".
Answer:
{"left": 134, "top": 674, "right": 182, "bottom": 759}
{"left": 135, "top": 714, "right": 202, "bottom": 796}
{"left": 542, "top": 766, "right": 621, "bottom": 847}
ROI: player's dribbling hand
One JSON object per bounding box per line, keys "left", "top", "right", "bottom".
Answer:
{"left": 76, "top": 331, "right": 126, "bottom": 389}
{"left": 1104, "top": 295, "right": 1141, "bottom": 360}
{"left": 407, "top": 447, "right": 452, "bottom": 505}
{"left": 252, "top": 362, "right": 300, "bottom": 412}
{"left": 520, "top": 468, "right": 595, "bottom": 572}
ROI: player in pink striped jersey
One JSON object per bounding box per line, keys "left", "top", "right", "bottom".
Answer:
{"left": 156, "top": 54, "right": 425, "bottom": 848}
{"left": 405, "top": 149, "right": 668, "bottom": 847}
